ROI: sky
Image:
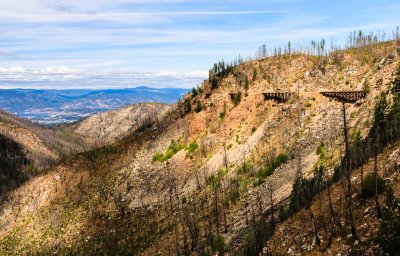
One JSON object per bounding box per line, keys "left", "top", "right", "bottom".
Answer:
{"left": 0, "top": 0, "right": 399, "bottom": 89}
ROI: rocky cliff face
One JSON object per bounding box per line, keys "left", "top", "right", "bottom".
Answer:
{"left": 0, "top": 41, "right": 399, "bottom": 255}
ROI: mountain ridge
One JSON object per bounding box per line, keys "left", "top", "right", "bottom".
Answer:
{"left": 0, "top": 87, "right": 189, "bottom": 124}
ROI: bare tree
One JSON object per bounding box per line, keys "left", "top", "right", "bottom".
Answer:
{"left": 373, "top": 133, "right": 382, "bottom": 218}
{"left": 342, "top": 102, "right": 357, "bottom": 240}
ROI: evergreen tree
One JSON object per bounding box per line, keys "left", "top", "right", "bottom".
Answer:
{"left": 372, "top": 92, "right": 388, "bottom": 146}
{"left": 378, "top": 187, "right": 400, "bottom": 254}
{"left": 195, "top": 101, "right": 202, "bottom": 113}
{"left": 192, "top": 87, "right": 198, "bottom": 96}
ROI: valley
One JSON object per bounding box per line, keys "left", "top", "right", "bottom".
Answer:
{"left": 0, "top": 87, "right": 188, "bottom": 124}
{"left": 1, "top": 37, "right": 400, "bottom": 255}
{"left": 0, "top": 102, "right": 174, "bottom": 197}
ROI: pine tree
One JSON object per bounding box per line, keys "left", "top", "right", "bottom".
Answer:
{"left": 378, "top": 186, "right": 400, "bottom": 254}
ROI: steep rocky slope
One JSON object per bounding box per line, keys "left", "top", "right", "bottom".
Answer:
{"left": 1, "top": 40, "right": 400, "bottom": 255}
{"left": 0, "top": 110, "right": 89, "bottom": 196}
{"left": 0, "top": 102, "right": 173, "bottom": 197}
{"left": 0, "top": 110, "right": 88, "bottom": 169}
{"left": 71, "top": 103, "right": 173, "bottom": 146}
{"left": 263, "top": 142, "right": 400, "bottom": 255}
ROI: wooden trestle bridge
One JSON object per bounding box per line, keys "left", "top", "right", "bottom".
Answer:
{"left": 262, "top": 92, "right": 296, "bottom": 103}
{"left": 319, "top": 91, "right": 367, "bottom": 103}
{"left": 207, "top": 91, "right": 367, "bottom": 103}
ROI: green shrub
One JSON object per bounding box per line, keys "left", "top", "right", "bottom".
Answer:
{"left": 183, "top": 98, "right": 191, "bottom": 113}
{"left": 276, "top": 153, "right": 289, "bottom": 164}
{"left": 165, "top": 142, "right": 185, "bottom": 160}
{"left": 253, "top": 177, "right": 265, "bottom": 187}
{"left": 316, "top": 142, "right": 329, "bottom": 164}
{"left": 195, "top": 101, "right": 202, "bottom": 113}
{"left": 212, "top": 235, "right": 225, "bottom": 252}
{"left": 252, "top": 68, "right": 257, "bottom": 81}
{"left": 378, "top": 186, "right": 400, "bottom": 254}
{"left": 164, "top": 148, "right": 177, "bottom": 160}
{"left": 152, "top": 140, "right": 186, "bottom": 163}
{"left": 362, "top": 80, "right": 370, "bottom": 94}
{"left": 251, "top": 127, "right": 256, "bottom": 134}
{"left": 278, "top": 205, "right": 290, "bottom": 222}
{"left": 207, "top": 168, "right": 228, "bottom": 189}
{"left": 255, "top": 153, "right": 289, "bottom": 186}
{"left": 243, "top": 76, "right": 249, "bottom": 91}
{"left": 186, "top": 141, "right": 198, "bottom": 153}
{"left": 257, "top": 166, "right": 274, "bottom": 178}
{"left": 152, "top": 152, "right": 164, "bottom": 163}
{"left": 207, "top": 174, "right": 219, "bottom": 188}
{"left": 362, "top": 173, "right": 385, "bottom": 198}
{"left": 236, "top": 160, "right": 252, "bottom": 175}
{"left": 181, "top": 197, "right": 187, "bottom": 204}
{"left": 289, "top": 176, "right": 316, "bottom": 214}
{"left": 219, "top": 103, "right": 227, "bottom": 120}
{"left": 233, "top": 92, "right": 242, "bottom": 106}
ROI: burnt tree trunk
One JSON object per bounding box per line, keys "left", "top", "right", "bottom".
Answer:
{"left": 374, "top": 132, "right": 382, "bottom": 218}
{"left": 342, "top": 102, "right": 357, "bottom": 240}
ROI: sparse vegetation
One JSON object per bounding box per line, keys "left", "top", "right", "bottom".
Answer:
{"left": 195, "top": 101, "right": 202, "bottom": 113}
{"left": 152, "top": 139, "right": 186, "bottom": 162}
{"left": 362, "top": 173, "right": 385, "bottom": 198}
{"left": 315, "top": 142, "right": 329, "bottom": 166}
{"left": 152, "top": 152, "right": 164, "bottom": 162}
{"left": 207, "top": 168, "right": 228, "bottom": 189}
{"left": 3, "top": 28, "right": 400, "bottom": 256}
{"left": 236, "top": 160, "right": 252, "bottom": 175}
{"left": 233, "top": 92, "right": 242, "bottom": 106}
{"left": 362, "top": 80, "right": 371, "bottom": 94}
{"left": 255, "top": 153, "right": 289, "bottom": 186}
{"left": 378, "top": 186, "right": 400, "bottom": 254}
{"left": 219, "top": 102, "right": 227, "bottom": 120}
{"left": 186, "top": 141, "right": 198, "bottom": 153}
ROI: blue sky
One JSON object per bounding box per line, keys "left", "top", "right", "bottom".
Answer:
{"left": 0, "top": 0, "right": 399, "bottom": 89}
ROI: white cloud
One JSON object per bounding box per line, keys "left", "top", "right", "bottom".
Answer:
{"left": 156, "top": 70, "right": 208, "bottom": 78}
{"left": 1, "top": 0, "right": 399, "bottom": 91}
{"left": 0, "top": 65, "right": 207, "bottom": 89}
{"left": 0, "top": 66, "right": 26, "bottom": 73}
{"left": 38, "top": 66, "right": 83, "bottom": 74}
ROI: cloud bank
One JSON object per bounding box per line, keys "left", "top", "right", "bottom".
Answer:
{"left": 0, "top": 65, "right": 207, "bottom": 89}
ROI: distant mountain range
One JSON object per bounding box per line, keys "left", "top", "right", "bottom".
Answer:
{"left": 0, "top": 86, "right": 189, "bottom": 124}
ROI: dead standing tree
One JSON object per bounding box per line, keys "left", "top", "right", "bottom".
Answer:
{"left": 319, "top": 91, "right": 367, "bottom": 240}
{"left": 341, "top": 102, "right": 357, "bottom": 240}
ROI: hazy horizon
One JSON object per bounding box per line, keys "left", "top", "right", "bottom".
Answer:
{"left": 1, "top": 0, "right": 400, "bottom": 89}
